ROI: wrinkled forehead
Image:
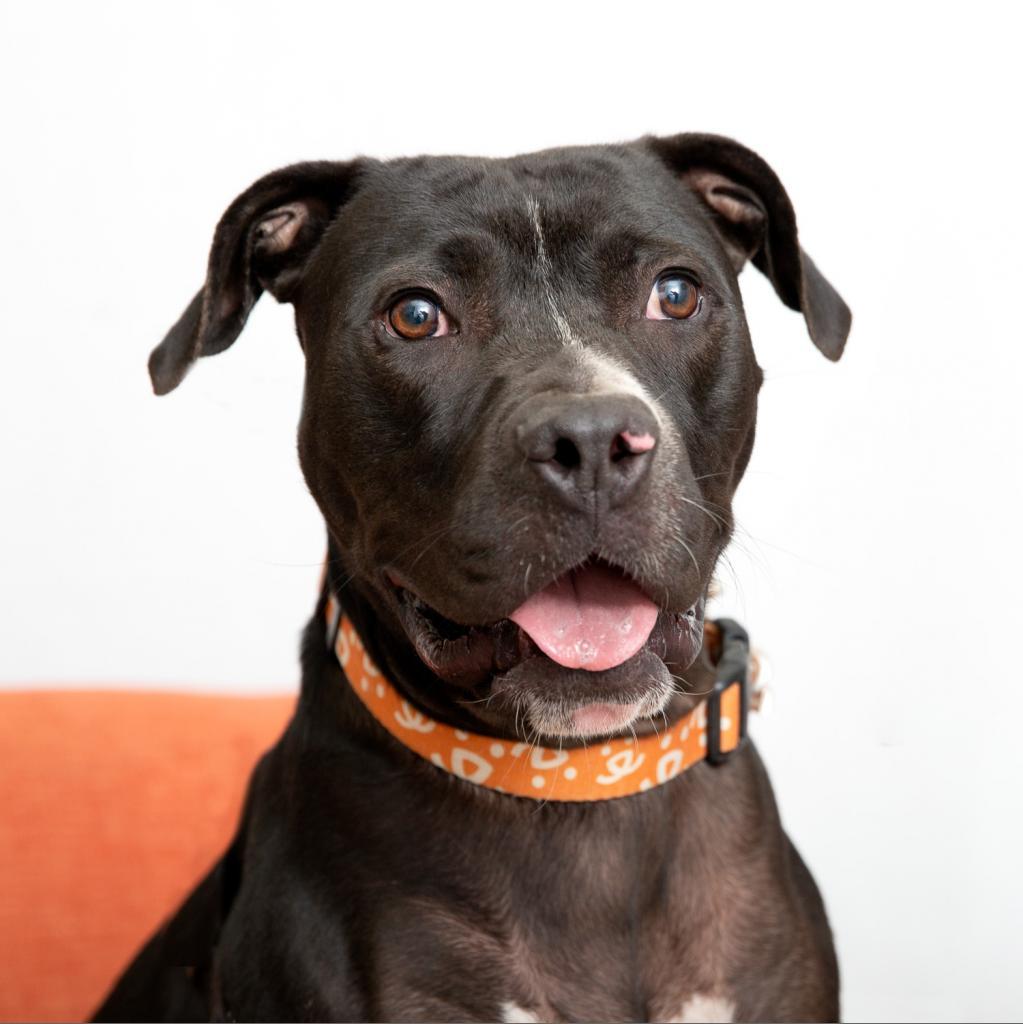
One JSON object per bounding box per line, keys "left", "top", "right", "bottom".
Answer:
{"left": 329, "top": 147, "right": 719, "bottom": 291}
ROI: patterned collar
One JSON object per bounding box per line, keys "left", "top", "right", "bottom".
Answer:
{"left": 326, "top": 593, "right": 754, "bottom": 802}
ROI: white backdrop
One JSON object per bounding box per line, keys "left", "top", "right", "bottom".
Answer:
{"left": 1, "top": 3, "right": 1021, "bottom": 1020}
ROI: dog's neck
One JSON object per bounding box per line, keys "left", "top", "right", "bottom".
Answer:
{"left": 324, "top": 592, "right": 748, "bottom": 801}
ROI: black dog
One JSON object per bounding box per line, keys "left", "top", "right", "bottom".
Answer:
{"left": 96, "top": 133, "right": 850, "bottom": 1022}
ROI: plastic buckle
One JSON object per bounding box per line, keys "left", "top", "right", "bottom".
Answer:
{"left": 705, "top": 618, "right": 750, "bottom": 767}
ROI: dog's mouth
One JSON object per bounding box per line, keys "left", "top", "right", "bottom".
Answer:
{"left": 388, "top": 558, "right": 705, "bottom": 739}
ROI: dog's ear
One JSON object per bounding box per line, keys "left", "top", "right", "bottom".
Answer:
{"left": 149, "top": 160, "right": 362, "bottom": 395}
{"left": 645, "top": 133, "right": 851, "bottom": 361}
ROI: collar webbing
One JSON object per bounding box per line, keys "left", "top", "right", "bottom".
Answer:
{"left": 326, "top": 593, "right": 752, "bottom": 802}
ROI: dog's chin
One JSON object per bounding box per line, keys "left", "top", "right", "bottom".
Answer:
{"left": 489, "top": 647, "right": 676, "bottom": 739}
{"left": 389, "top": 580, "right": 706, "bottom": 741}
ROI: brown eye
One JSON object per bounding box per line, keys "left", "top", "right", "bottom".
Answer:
{"left": 386, "top": 294, "right": 450, "bottom": 340}
{"left": 645, "top": 273, "right": 700, "bottom": 320}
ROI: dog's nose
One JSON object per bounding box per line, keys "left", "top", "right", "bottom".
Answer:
{"left": 514, "top": 394, "right": 659, "bottom": 511}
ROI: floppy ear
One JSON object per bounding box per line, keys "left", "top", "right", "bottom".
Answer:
{"left": 149, "top": 160, "right": 362, "bottom": 394}
{"left": 646, "top": 133, "right": 851, "bottom": 361}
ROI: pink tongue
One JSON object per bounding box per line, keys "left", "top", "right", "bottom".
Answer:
{"left": 509, "top": 563, "right": 659, "bottom": 671}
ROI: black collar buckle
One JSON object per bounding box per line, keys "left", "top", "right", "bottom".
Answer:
{"left": 705, "top": 618, "right": 751, "bottom": 767}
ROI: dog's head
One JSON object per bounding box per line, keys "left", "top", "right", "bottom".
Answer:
{"left": 152, "top": 134, "right": 849, "bottom": 742}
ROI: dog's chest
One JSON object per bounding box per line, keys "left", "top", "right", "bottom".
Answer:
{"left": 363, "top": 845, "right": 747, "bottom": 1023}
{"left": 216, "top": 733, "right": 832, "bottom": 1022}
{"left": 370, "top": 908, "right": 739, "bottom": 1023}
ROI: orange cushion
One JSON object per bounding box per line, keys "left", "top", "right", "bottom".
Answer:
{"left": 0, "top": 690, "right": 294, "bottom": 1023}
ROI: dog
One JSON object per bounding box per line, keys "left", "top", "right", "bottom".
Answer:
{"left": 95, "top": 133, "right": 850, "bottom": 1023}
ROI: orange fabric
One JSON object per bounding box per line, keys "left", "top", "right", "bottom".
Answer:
{"left": 332, "top": 600, "right": 742, "bottom": 802}
{"left": 0, "top": 689, "right": 294, "bottom": 1024}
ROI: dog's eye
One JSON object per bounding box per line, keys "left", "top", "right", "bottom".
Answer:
{"left": 645, "top": 273, "right": 700, "bottom": 320}
{"left": 386, "top": 294, "right": 451, "bottom": 340}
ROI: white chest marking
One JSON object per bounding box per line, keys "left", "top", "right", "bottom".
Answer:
{"left": 501, "top": 992, "right": 733, "bottom": 1023}
{"left": 527, "top": 196, "right": 579, "bottom": 348}
{"left": 500, "top": 1000, "right": 543, "bottom": 1023}
{"left": 671, "top": 992, "right": 736, "bottom": 1023}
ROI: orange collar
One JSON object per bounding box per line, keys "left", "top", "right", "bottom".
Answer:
{"left": 326, "top": 594, "right": 754, "bottom": 802}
